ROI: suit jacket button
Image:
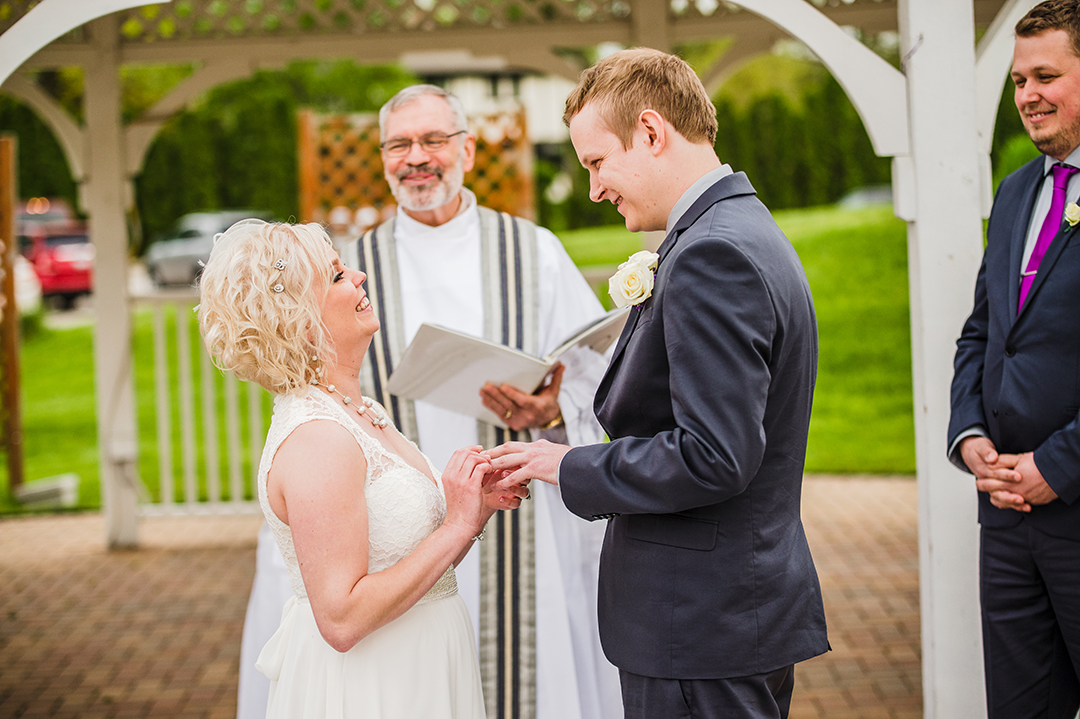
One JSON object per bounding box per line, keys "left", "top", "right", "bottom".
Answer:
{"left": 992, "top": 409, "right": 999, "bottom": 417}
{"left": 1005, "top": 346, "right": 1016, "bottom": 357}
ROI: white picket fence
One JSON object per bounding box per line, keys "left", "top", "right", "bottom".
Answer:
{"left": 126, "top": 266, "right": 616, "bottom": 516}
{"left": 132, "top": 289, "right": 266, "bottom": 516}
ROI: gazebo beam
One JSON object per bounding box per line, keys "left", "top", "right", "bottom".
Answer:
{"left": 24, "top": 25, "right": 631, "bottom": 70}
{"left": 898, "top": 0, "right": 987, "bottom": 715}
{"left": 973, "top": 0, "right": 1037, "bottom": 216}
{"left": 508, "top": 50, "right": 583, "bottom": 83}
{"left": 633, "top": 0, "right": 671, "bottom": 51}
{"left": 733, "top": 0, "right": 909, "bottom": 157}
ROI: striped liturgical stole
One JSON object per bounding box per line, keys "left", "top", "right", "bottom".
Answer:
{"left": 347, "top": 207, "right": 541, "bottom": 719}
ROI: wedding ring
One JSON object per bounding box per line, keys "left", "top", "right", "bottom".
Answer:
{"left": 524, "top": 488, "right": 532, "bottom": 500}
{"left": 504, "top": 408, "right": 513, "bottom": 420}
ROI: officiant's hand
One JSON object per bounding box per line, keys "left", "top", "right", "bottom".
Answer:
{"left": 481, "top": 363, "right": 565, "bottom": 432}
{"left": 485, "top": 439, "right": 570, "bottom": 488}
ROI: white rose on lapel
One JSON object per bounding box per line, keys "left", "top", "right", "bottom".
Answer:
{"left": 1066, "top": 202, "right": 1080, "bottom": 228}
{"left": 608, "top": 250, "right": 660, "bottom": 308}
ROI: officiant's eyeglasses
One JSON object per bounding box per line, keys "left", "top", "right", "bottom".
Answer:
{"left": 381, "top": 131, "right": 467, "bottom": 157}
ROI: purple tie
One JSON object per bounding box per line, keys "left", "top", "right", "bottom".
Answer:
{"left": 1019, "top": 163, "right": 1079, "bottom": 311}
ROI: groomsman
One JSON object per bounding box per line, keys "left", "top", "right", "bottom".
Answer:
{"left": 948, "top": 1, "right": 1080, "bottom": 716}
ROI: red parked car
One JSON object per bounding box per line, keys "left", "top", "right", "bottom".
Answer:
{"left": 17, "top": 197, "right": 94, "bottom": 308}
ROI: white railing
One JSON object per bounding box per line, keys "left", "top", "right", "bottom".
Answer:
{"left": 131, "top": 289, "right": 267, "bottom": 516}
{"left": 127, "top": 266, "right": 615, "bottom": 516}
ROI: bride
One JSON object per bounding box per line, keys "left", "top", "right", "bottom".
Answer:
{"left": 198, "top": 219, "right": 523, "bottom": 718}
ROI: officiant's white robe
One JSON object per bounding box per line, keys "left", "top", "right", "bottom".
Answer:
{"left": 237, "top": 190, "right": 621, "bottom": 719}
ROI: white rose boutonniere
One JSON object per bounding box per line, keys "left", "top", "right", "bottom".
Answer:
{"left": 608, "top": 250, "right": 660, "bottom": 308}
{"left": 1065, "top": 202, "right": 1080, "bottom": 228}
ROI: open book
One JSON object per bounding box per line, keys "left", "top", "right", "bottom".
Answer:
{"left": 386, "top": 307, "right": 630, "bottom": 428}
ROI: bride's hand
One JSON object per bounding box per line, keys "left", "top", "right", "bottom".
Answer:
{"left": 440, "top": 447, "right": 494, "bottom": 536}
{"left": 483, "top": 471, "right": 530, "bottom": 511}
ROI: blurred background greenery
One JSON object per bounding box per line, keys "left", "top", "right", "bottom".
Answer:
{"left": 0, "top": 38, "right": 1038, "bottom": 510}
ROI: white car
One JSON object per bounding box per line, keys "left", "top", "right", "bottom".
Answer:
{"left": 144, "top": 210, "right": 273, "bottom": 286}
{"left": 14, "top": 254, "right": 42, "bottom": 315}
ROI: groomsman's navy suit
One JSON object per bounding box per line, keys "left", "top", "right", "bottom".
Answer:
{"left": 949, "top": 155, "right": 1080, "bottom": 717}
{"left": 559, "top": 172, "right": 829, "bottom": 703}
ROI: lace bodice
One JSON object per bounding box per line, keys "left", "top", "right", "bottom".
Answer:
{"left": 257, "top": 389, "right": 457, "bottom": 604}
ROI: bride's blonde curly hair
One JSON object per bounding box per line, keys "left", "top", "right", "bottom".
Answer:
{"left": 198, "top": 219, "right": 336, "bottom": 396}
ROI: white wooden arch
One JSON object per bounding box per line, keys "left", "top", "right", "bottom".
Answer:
{"left": 0, "top": 73, "right": 85, "bottom": 183}
{"left": 124, "top": 60, "right": 260, "bottom": 176}
{"left": 0, "top": 2, "right": 1044, "bottom": 716}
{"left": 0, "top": 0, "right": 150, "bottom": 86}
{"left": 734, "top": 0, "right": 909, "bottom": 157}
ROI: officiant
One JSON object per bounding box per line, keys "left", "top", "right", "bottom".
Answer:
{"left": 235, "top": 84, "right": 622, "bottom": 719}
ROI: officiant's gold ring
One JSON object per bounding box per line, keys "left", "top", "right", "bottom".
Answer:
{"left": 504, "top": 408, "right": 513, "bottom": 420}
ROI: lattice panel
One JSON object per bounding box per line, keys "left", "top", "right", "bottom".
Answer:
{"left": 0, "top": 0, "right": 900, "bottom": 44}
{"left": 468, "top": 110, "right": 534, "bottom": 221}
{"left": 298, "top": 107, "right": 534, "bottom": 230}
{"left": 0, "top": 0, "right": 41, "bottom": 36}
{"left": 112, "top": 0, "right": 626, "bottom": 42}
{"left": 670, "top": 0, "right": 890, "bottom": 20}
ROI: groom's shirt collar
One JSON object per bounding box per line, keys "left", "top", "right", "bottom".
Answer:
{"left": 666, "top": 164, "right": 733, "bottom": 235}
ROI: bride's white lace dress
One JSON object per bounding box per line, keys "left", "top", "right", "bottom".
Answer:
{"left": 254, "top": 389, "right": 486, "bottom": 719}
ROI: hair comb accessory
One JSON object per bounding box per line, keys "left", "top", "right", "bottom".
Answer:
{"left": 273, "top": 259, "right": 287, "bottom": 271}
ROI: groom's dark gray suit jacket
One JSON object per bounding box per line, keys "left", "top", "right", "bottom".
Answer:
{"left": 560, "top": 172, "right": 829, "bottom": 680}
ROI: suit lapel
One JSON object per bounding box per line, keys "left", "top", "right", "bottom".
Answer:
{"left": 1009, "top": 162, "right": 1045, "bottom": 322}
{"left": 602, "top": 220, "right": 685, "bottom": 370}
{"left": 593, "top": 172, "right": 757, "bottom": 414}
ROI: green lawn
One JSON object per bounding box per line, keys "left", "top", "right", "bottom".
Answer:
{"left": 560, "top": 204, "right": 915, "bottom": 474}
{"left": 0, "top": 203, "right": 914, "bottom": 512}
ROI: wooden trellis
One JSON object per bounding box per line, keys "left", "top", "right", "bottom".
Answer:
{"left": 298, "top": 107, "right": 535, "bottom": 230}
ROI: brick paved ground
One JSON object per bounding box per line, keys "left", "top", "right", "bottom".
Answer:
{"left": 0, "top": 475, "right": 920, "bottom": 718}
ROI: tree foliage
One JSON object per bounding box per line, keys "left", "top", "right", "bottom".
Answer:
{"left": 714, "top": 73, "right": 891, "bottom": 212}
{"left": 134, "top": 61, "right": 418, "bottom": 251}
{"left": 0, "top": 96, "right": 79, "bottom": 210}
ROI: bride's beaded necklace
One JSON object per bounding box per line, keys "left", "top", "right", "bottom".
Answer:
{"left": 311, "top": 379, "right": 390, "bottom": 428}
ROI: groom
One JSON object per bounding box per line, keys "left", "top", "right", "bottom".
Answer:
{"left": 488, "top": 48, "right": 829, "bottom": 718}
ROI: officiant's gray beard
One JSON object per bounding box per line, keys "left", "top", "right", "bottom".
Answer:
{"left": 389, "top": 157, "right": 466, "bottom": 213}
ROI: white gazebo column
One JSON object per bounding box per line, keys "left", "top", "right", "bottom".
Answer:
{"left": 897, "top": 0, "right": 986, "bottom": 715}
{"left": 84, "top": 14, "right": 140, "bottom": 548}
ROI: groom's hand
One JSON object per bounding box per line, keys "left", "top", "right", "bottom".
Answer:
{"left": 486, "top": 440, "right": 570, "bottom": 488}
{"left": 481, "top": 364, "right": 564, "bottom": 432}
